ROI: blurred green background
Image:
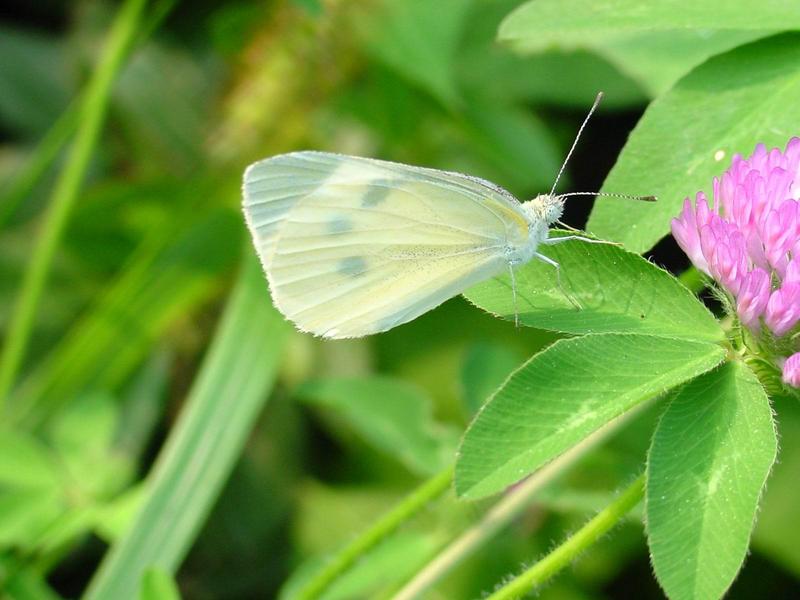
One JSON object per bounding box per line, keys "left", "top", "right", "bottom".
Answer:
{"left": 1, "top": 1, "right": 799, "bottom": 598}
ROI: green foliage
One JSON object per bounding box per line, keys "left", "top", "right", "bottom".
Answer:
{"left": 0, "top": 392, "right": 133, "bottom": 562}
{"left": 2, "top": 0, "right": 799, "bottom": 599}
{"left": 11, "top": 201, "right": 241, "bottom": 424}
{"left": 501, "top": 0, "right": 800, "bottom": 37}
{"left": 85, "top": 258, "right": 289, "bottom": 599}
{"left": 466, "top": 233, "right": 723, "bottom": 340}
{"left": 359, "top": 0, "right": 471, "bottom": 108}
{"left": 460, "top": 343, "right": 522, "bottom": 416}
{"left": 498, "top": 0, "right": 788, "bottom": 96}
{"left": 139, "top": 568, "right": 182, "bottom": 600}
{"left": 298, "top": 377, "right": 459, "bottom": 476}
{"left": 456, "top": 334, "right": 725, "bottom": 499}
{"left": 589, "top": 33, "right": 800, "bottom": 252}
{"left": 647, "top": 362, "right": 777, "bottom": 599}
{"left": 0, "top": 25, "right": 71, "bottom": 137}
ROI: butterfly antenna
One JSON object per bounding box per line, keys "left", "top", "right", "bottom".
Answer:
{"left": 549, "top": 91, "right": 604, "bottom": 197}
{"left": 556, "top": 191, "right": 657, "bottom": 202}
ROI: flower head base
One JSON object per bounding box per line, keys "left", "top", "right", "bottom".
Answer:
{"left": 672, "top": 138, "right": 800, "bottom": 387}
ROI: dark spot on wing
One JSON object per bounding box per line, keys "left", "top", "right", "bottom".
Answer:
{"left": 339, "top": 256, "right": 367, "bottom": 276}
{"left": 362, "top": 181, "right": 393, "bottom": 207}
{"left": 328, "top": 217, "right": 352, "bottom": 233}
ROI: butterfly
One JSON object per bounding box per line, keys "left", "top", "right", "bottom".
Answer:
{"left": 242, "top": 94, "right": 653, "bottom": 339}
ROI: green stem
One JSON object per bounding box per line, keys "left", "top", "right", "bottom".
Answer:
{"left": 296, "top": 466, "right": 454, "bottom": 600}
{"left": 485, "top": 474, "right": 645, "bottom": 600}
{"left": 0, "top": 0, "right": 150, "bottom": 403}
{"left": 391, "top": 406, "right": 642, "bottom": 600}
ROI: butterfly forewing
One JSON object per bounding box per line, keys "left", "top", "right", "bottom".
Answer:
{"left": 243, "top": 151, "right": 530, "bottom": 338}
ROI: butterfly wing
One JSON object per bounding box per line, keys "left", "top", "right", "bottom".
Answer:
{"left": 243, "top": 151, "right": 531, "bottom": 338}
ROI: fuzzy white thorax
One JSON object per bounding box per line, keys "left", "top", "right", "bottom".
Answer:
{"left": 503, "top": 194, "right": 564, "bottom": 265}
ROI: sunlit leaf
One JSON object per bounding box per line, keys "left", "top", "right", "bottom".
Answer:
{"left": 0, "top": 488, "right": 63, "bottom": 549}
{"left": 456, "top": 333, "right": 725, "bottom": 499}
{"left": 465, "top": 233, "right": 723, "bottom": 341}
{"left": 0, "top": 431, "right": 60, "bottom": 489}
{"left": 647, "top": 362, "right": 777, "bottom": 600}
{"left": 589, "top": 33, "right": 800, "bottom": 252}
{"left": 499, "top": 0, "right": 800, "bottom": 45}
{"left": 139, "top": 568, "right": 182, "bottom": 600}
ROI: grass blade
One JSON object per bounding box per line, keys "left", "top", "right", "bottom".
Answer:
{"left": 83, "top": 255, "right": 290, "bottom": 599}
{"left": 0, "top": 0, "right": 150, "bottom": 402}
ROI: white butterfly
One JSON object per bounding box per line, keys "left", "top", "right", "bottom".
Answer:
{"left": 242, "top": 94, "right": 651, "bottom": 338}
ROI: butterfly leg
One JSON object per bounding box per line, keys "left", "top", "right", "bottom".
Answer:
{"left": 534, "top": 252, "right": 582, "bottom": 310}
{"left": 555, "top": 220, "right": 580, "bottom": 232}
{"left": 507, "top": 262, "right": 519, "bottom": 328}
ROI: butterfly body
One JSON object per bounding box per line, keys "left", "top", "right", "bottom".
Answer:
{"left": 242, "top": 151, "right": 566, "bottom": 338}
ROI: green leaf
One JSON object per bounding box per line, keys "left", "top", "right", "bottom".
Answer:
{"left": 298, "top": 376, "right": 460, "bottom": 476}
{"left": 50, "top": 392, "right": 117, "bottom": 454}
{"left": 498, "top": 0, "right": 780, "bottom": 97}
{"left": 0, "top": 489, "right": 63, "bottom": 549}
{"left": 464, "top": 233, "right": 723, "bottom": 341}
{"left": 359, "top": 0, "right": 471, "bottom": 107}
{"left": 646, "top": 362, "right": 777, "bottom": 600}
{"left": 138, "top": 568, "right": 182, "bottom": 600}
{"left": 499, "top": 0, "right": 800, "bottom": 44}
{"left": 460, "top": 343, "right": 522, "bottom": 416}
{"left": 455, "top": 333, "right": 725, "bottom": 499}
{"left": 48, "top": 393, "right": 131, "bottom": 501}
{"left": 84, "top": 255, "right": 290, "bottom": 600}
{"left": 460, "top": 47, "right": 648, "bottom": 108}
{"left": 93, "top": 484, "right": 146, "bottom": 543}
{"left": 588, "top": 33, "right": 800, "bottom": 252}
{"left": 32, "top": 505, "right": 97, "bottom": 555}
{"left": 1, "top": 558, "right": 63, "bottom": 600}
{"left": 11, "top": 203, "right": 241, "bottom": 424}
{"left": 457, "top": 97, "right": 561, "bottom": 193}
{"left": 456, "top": 0, "right": 646, "bottom": 108}
{"left": 0, "top": 431, "right": 59, "bottom": 489}
{"left": 588, "top": 30, "right": 768, "bottom": 98}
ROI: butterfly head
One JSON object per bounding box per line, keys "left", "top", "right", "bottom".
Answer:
{"left": 505, "top": 194, "right": 564, "bottom": 265}
{"left": 523, "top": 194, "right": 565, "bottom": 229}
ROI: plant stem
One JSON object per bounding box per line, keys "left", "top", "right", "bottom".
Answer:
{"left": 296, "top": 466, "right": 454, "bottom": 600}
{"left": 485, "top": 474, "right": 645, "bottom": 600}
{"left": 0, "top": 0, "right": 149, "bottom": 403}
{"left": 390, "top": 407, "right": 641, "bottom": 600}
